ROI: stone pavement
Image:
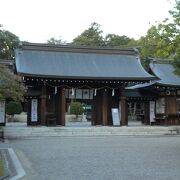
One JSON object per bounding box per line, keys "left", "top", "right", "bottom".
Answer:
{"left": 2, "top": 122, "right": 180, "bottom": 138}
{"left": 1, "top": 122, "right": 180, "bottom": 180}
{"left": 1, "top": 136, "right": 180, "bottom": 180}
{"left": 0, "top": 149, "right": 9, "bottom": 179}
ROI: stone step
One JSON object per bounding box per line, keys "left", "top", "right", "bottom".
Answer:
{"left": 3, "top": 125, "right": 180, "bottom": 137}
{"left": 4, "top": 123, "right": 180, "bottom": 137}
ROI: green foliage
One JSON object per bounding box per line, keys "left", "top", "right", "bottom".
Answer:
{"left": 0, "top": 65, "right": 25, "bottom": 101}
{"left": 105, "top": 34, "right": 132, "bottom": 47}
{"left": 47, "top": 37, "right": 66, "bottom": 45}
{"left": 70, "top": 102, "right": 84, "bottom": 116}
{"left": 6, "top": 101, "right": 23, "bottom": 115}
{"left": 0, "top": 25, "right": 20, "bottom": 59}
{"left": 72, "top": 22, "right": 138, "bottom": 48}
{"left": 171, "top": 0, "right": 180, "bottom": 75}
{"left": 138, "top": 25, "right": 175, "bottom": 59}
{"left": 0, "top": 160, "right": 4, "bottom": 176}
{"left": 72, "top": 22, "right": 104, "bottom": 46}
{"left": 169, "top": 0, "right": 180, "bottom": 27}
{"left": 173, "top": 46, "right": 180, "bottom": 75}
{"left": 137, "top": 0, "right": 180, "bottom": 72}
{"left": 0, "top": 26, "right": 25, "bottom": 100}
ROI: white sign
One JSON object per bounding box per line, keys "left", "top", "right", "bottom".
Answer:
{"left": 89, "top": 90, "right": 93, "bottom": 100}
{"left": 156, "top": 98, "right": 165, "bottom": 114}
{"left": 112, "top": 108, "right": 120, "bottom": 126}
{"left": 177, "top": 90, "right": 180, "bottom": 95}
{"left": 83, "top": 89, "right": 89, "bottom": 99}
{"left": 75, "top": 89, "right": 82, "bottom": 99}
{"left": 31, "top": 99, "right": 38, "bottom": 122}
{"left": 150, "top": 101, "right": 155, "bottom": 122}
{"left": 0, "top": 101, "right": 5, "bottom": 123}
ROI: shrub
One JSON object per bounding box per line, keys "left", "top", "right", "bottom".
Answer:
{"left": 6, "top": 101, "right": 23, "bottom": 115}
{"left": 70, "top": 102, "right": 84, "bottom": 117}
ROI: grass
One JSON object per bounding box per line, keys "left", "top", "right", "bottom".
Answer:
{"left": 0, "top": 160, "right": 4, "bottom": 177}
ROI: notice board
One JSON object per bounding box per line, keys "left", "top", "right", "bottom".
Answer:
{"left": 31, "top": 99, "right": 38, "bottom": 122}
{"left": 112, "top": 108, "right": 120, "bottom": 126}
{"left": 0, "top": 101, "right": 5, "bottom": 123}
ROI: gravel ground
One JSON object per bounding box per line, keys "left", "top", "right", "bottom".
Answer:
{"left": 1, "top": 136, "right": 180, "bottom": 180}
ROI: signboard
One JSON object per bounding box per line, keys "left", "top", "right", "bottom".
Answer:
{"left": 89, "top": 90, "right": 93, "bottom": 100}
{"left": 177, "top": 90, "right": 180, "bottom": 95}
{"left": 0, "top": 101, "right": 5, "bottom": 124}
{"left": 66, "top": 89, "right": 94, "bottom": 100}
{"left": 31, "top": 99, "right": 38, "bottom": 122}
{"left": 69, "top": 89, "right": 75, "bottom": 99}
{"left": 112, "top": 108, "right": 120, "bottom": 126}
{"left": 83, "top": 89, "right": 89, "bottom": 99}
{"left": 150, "top": 101, "right": 155, "bottom": 123}
{"left": 75, "top": 89, "right": 82, "bottom": 99}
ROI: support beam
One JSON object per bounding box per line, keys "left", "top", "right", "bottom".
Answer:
{"left": 102, "top": 90, "right": 108, "bottom": 126}
{"left": 40, "top": 85, "right": 46, "bottom": 125}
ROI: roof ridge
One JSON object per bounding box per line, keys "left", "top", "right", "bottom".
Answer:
{"left": 149, "top": 58, "right": 173, "bottom": 64}
{"left": 18, "top": 42, "right": 138, "bottom": 55}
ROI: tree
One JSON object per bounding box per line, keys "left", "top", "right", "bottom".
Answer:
{"left": 70, "top": 102, "right": 84, "bottom": 120}
{"left": 6, "top": 101, "right": 23, "bottom": 122}
{"left": 47, "top": 37, "right": 66, "bottom": 45}
{"left": 138, "top": 24, "right": 175, "bottom": 60}
{"left": 170, "top": 0, "right": 180, "bottom": 74}
{"left": 0, "top": 25, "right": 20, "bottom": 59}
{"left": 72, "top": 22, "right": 104, "bottom": 46}
{"left": 137, "top": 0, "right": 180, "bottom": 73}
{"left": 169, "top": 0, "right": 180, "bottom": 27}
{"left": 105, "top": 34, "right": 132, "bottom": 47}
{"left": 0, "top": 26, "right": 25, "bottom": 101}
{"left": 0, "top": 65, "right": 25, "bottom": 101}
{"left": 6, "top": 101, "right": 23, "bottom": 115}
{"left": 173, "top": 46, "right": 180, "bottom": 75}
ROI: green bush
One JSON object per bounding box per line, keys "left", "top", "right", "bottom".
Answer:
{"left": 6, "top": 101, "right": 23, "bottom": 115}
{"left": 70, "top": 102, "right": 84, "bottom": 117}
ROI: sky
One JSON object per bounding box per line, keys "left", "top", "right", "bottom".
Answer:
{"left": 0, "top": 0, "right": 175, "bottom": 43}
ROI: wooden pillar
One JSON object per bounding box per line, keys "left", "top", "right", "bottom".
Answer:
{"left": 57, "top": 87, "right": 66, "bottom": 126}
{"left": 93, "top": 93, "right": 102, "bottom": 125}
{"left": 97, "top": 94, "right": 102, "bottom": 125}
{"left": 27, "top": 99, "right": 31, "bottom": 126}
{"left": 120, "top": 97, "right": 127, "bottom": 125}
{"left": 92, "top": 96, "right": 97, "bottom": 126}
{"left": 41, "top": 85, "right": 46, "bottom": 125}
{"left": 119, "top": 89, "right": 127, "bottom": 126}
{"left": 107, "top": 95, "right": 113, "bottom": 125}
{"left": 144, "top": 101, "right": 150, "bottom": 125}
{"left": 102, "top": 90, "right": 108, "bottom": 126}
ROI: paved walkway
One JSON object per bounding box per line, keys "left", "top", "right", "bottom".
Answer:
{"left": 1, "top": 136, "right": 180, "bottom": 180}
{"left": 2, "top": 122, "right": 180, "bottom": 138}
